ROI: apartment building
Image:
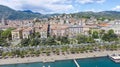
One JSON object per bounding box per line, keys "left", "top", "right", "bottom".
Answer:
{"left": 12, "top": 27, "right": 33, "bottom": 40}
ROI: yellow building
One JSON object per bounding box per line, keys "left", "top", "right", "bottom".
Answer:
{"left": 11, "top": 28, "right": 22, "bottom": 40}
{"left": 11, "top": 27, "right": 33, "bottom": 40}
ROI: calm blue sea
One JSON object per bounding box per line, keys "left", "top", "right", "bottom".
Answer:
{"left": 1, "top": 57, "right": 120, "bottom": 67}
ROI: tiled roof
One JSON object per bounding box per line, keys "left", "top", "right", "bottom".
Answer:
{"left": 22, "top": 27, "right": 33, "bottom": 32}
{"left": 98, "top": 23, "right": 110, "bottom": 27}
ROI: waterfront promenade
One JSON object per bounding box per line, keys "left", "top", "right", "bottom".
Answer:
{"left": 0, "top": 50, "right": 120, "bottom": 65}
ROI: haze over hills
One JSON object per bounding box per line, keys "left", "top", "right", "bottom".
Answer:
{"left": 0, "top": 5, "right": 120, "bottom": 20}
{"left": 72, "top": 11, "right": 120, "bottom": 20}
{"left": 0, "top": 5, "right": 53, "bottom": 20}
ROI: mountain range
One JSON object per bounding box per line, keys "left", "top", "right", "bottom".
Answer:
{"left": 0, "top": 5, "right": 56, "bottom": 20}
{"left": 72, "top": 11, "right": 120, "bottom": 20}
{"left": 0, "top": 5, "right": 120, "bottom": 20}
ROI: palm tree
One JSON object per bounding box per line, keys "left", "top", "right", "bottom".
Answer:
{"left": 99, "top": 30, "right": 105, "bottom": 39}
{"left": 88, "top": 30, "right": 92, "bottom": 36}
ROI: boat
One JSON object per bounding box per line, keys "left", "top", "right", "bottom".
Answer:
{"left": 108, "top": 54, "right": 120, "bottom": 63}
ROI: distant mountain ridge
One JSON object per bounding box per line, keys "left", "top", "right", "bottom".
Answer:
{"left": 0, "top": 5, "right": 120, "bottom": 20}
{"left": 0, "top": 5, "right": 47, "bottom": 20}
{"left": 22, "top": 10, "right": 42, "bottom": 15}
{"left": 73, "top": 11, "right": 120, "bottom": 20}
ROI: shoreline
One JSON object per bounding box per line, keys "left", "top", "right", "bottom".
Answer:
{"left": 0, "top": 50, "right": 120, "bottom": 65}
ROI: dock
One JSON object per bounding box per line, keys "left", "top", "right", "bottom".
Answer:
{"left": 42, "top": 65, "right": 50, "bottom": 67}
{"left": 73, "top": 59, "right": 80, "bottom": 67}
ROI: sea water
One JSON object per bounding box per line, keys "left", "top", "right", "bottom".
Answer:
{"left": 0, "top": 60, "right": 76, "bottom": 67}
{"left": 77, "top": 57, "right": 120, "bottom": 67}
{"left": 1, "top": 57, "right": 120, "bottom": 67}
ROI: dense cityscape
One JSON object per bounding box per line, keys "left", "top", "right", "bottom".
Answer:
{"left": 0, "top": 0, "right": 120, "bottom": 67}
{"left": 0, "top": 14, "right": 120, "bottom": 58}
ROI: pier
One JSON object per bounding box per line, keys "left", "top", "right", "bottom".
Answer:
{"left": 42, "top": 65, "right": 50, "bottom": 67}
{"left": 73, "top": 59, "right": 80, "bottom": 67}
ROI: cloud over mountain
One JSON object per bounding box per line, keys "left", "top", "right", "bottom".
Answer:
{"left": 0, "top": 0, "right": 119, "bottom": 14}
{"left": 76, "top": 0, "right": 105, "bottom": 4}
{"left": 113, "top": 5, "right": 120, "bottom": 11}
{"left": 0, "top": 0, "right": 75, "bottom": 14}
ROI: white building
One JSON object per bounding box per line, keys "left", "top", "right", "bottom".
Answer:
{"left": 101, "top": 25, "right": 120, "bottom": 35}
{"left": 22, "top": 27, "right": 33, "bottom": 39}
{"left": 68, "top": 25, "right": 90, "bottom": 37}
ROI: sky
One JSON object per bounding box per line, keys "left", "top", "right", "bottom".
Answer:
{"left": 0, "top": 0, "right": 120, "bottom": 14}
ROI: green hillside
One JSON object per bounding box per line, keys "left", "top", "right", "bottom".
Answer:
{"left": 0, "top": 5, "right": 120, "bottom": 20}
{"left": 0, "top": 5, "right": 45, "bottom": 20}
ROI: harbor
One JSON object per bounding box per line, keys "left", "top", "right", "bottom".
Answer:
{"left": 0, "top": 50, "right": 120, "bottom": 65}
{"left": 1, "top": 56, "right": 120, "bottom": 67}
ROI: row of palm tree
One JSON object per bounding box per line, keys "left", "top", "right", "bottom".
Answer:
{"left": 1, "top": 44, "right": 120, "bottom": 59}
